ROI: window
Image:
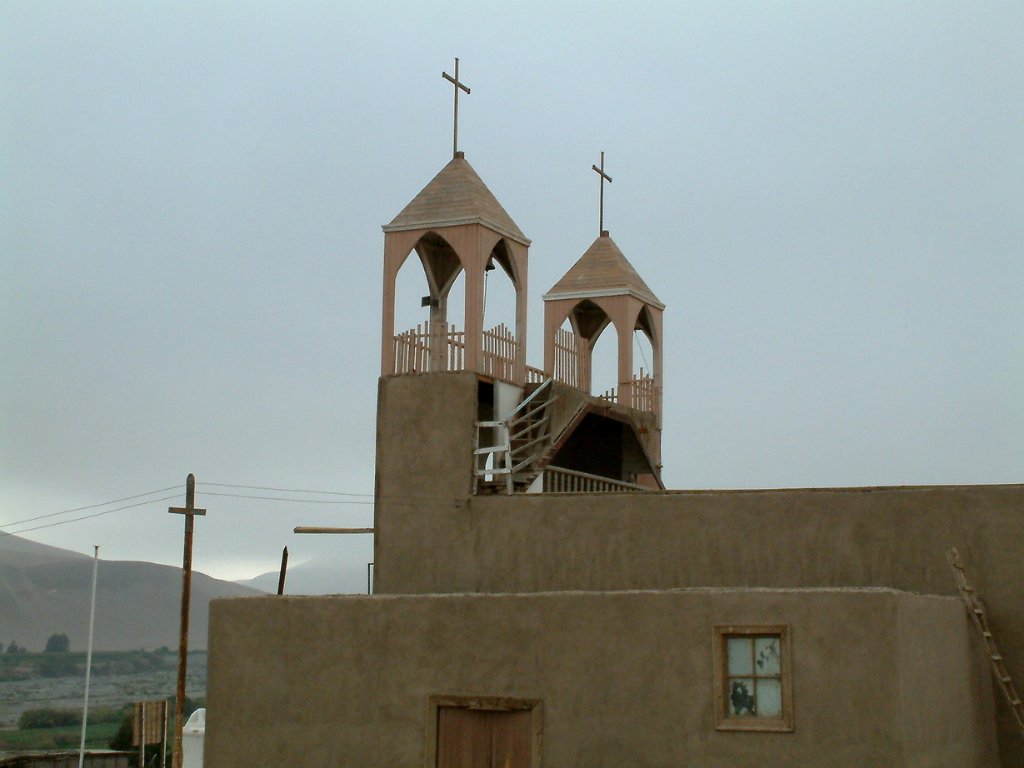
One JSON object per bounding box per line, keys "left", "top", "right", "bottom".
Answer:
{"left": 713, "top": 625, "right": 793, "bottom": 732}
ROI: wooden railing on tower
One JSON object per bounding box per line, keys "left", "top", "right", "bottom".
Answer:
{"left": 596, "top": 369, "right": 659, "bottom": 416}
{"left": 553, "top": 327, "right": 588, "bottom": 389}
{"left": 393, "top": 322, "right": 519, "bottom": 384}
{"left": 526, "top": 366, "right": 547, "bottom": 384}
{"left": 393, "top": 322, "right": 432, "bottom": 374}
{"left": 481, "top": 323, "right": 517, "bottom": 383}
{"left": 630, "top": 369, "right": 658, "bottom": 413}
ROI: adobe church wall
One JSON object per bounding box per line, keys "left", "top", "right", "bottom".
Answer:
{"left": 373, "top": 372, "right": 478, "bottom": 585}
{"left": 371, "top": 375, "right": 1022, "bottom": 762}
{"left": 382, "top": 485, "right": 1023, "bottom": 600}
{"left": 376, "top": 477, "right": 1024, "bottom": 761}
{"left": 896, "top": 594, "right": 1001, "bottom": 765}
{"left": 205, "top": 589, "right": 997, "bottom": 767}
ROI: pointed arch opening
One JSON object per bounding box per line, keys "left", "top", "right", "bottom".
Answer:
{"left": 568, "top": 299, "right": 613, "bottom": 399}
{"left": 481, "top": 238, "right": 519, "bottom": 382}
{"left": 553, "top": 317, "right": 586, "bottom": 390}
{"left": 631, "top": 306, "right": 658, "bottom": 414}
{"left": 392, "top": 253, "right": 430, "bottom": 339}
{"left": 391, "top": 231, "right": 466, "bottom": 374}
{"left": 589, "top": 324, "right": 618, "bottom": 402}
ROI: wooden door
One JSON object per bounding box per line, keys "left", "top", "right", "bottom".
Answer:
{"left": 436, "top": 706, "right": 532, "bottom": 768}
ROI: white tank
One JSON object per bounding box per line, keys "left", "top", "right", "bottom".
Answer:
{"left": 182, "top": 708, "right": 206, "bottom": 768}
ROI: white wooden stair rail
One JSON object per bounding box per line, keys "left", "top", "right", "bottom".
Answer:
{"left": 474, "top": 379, "right": 554, "bottom": 495}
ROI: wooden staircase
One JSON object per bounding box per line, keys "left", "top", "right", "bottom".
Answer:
{"left": 474, "top": 380, "right": 555, "bottom": 495}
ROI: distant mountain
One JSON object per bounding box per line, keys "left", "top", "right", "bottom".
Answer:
{"left": 0, "top": 533, "right": 92, "bottom": 567}
{"left": 0, "top": 534, "right": 265, "bottom": 652}
{"left": 235, "top": 557, "right": 369, "bottom": 596}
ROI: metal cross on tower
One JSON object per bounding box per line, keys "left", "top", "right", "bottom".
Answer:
{"left": 442, "top": 57, "right": 471, "bottom": 158}
{"left": 592, "top": 151, "right": 613, "bottom": 234}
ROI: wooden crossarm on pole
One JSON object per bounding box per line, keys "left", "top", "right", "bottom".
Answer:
{"left": 293, "top": 526, "right": 375, "bottom": 534}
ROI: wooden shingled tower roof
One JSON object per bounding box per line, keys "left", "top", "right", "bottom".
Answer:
{"left": 544, "top": 232, "right": 663, "bottom": 309}
{"left": 383, "top": 152, "right": 529, "bottom": 246}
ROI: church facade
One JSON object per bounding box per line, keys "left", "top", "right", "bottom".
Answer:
{"left": 205, "top": 148, "right": 1021, "bottom": 767}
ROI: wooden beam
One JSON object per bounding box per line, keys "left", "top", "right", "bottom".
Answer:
{"left": 293, "top": 527, "right": 375, "bottom": 535}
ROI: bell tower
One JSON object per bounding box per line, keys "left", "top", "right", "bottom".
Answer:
{"left": 542, "top": 154, "right": 664, "bottom": 467}
{"left": 381, "top": 59, "right": 530, "bottom": 384}
{"left": 380, "top": 152, "right": 530, "bottom": 383}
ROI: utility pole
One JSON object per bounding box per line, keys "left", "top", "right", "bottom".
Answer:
{"left": 77, "top": 545, "right": 99, "bottom": 768}
{"left": 277, "top": 547, "right": 288, "bottom": 595}
{"left": 168, "top": 474, "right": 206, "bottom": 768}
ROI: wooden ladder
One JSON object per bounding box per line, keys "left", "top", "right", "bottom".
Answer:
{"left": 948, "top": 547, "right": 1024, "bottom": 738}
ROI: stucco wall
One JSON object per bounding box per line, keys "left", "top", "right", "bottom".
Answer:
{"left": 372, "top": 373, "right": 477, "bottom": 576}
{"left": 205, "top": 588, "right": 996, "bottom": 768}
{"left": 896, "top": 596, "right": 1001, "bottom": 766}
{"left": 372, "top": 374, "right": 1024, "bottom": 762}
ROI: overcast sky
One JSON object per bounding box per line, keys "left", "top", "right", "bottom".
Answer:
{"left": 2, "top": 1, "right": 1021, "bottom": 582}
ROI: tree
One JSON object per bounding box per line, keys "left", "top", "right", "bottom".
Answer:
{"left": 6, "top": 640, "right": 27, "bottom": 654}
{"left": 44, "top": 633, "right": 70, "bottom": 653}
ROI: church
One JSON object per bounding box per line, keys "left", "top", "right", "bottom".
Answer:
{"left": 204, "top": 68, "right": 1023, "bottom": 767}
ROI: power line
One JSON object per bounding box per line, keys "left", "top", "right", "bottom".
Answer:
{"left": 196, "top": 482, "right": 460, "bottom": 506}
{"left": 1, "top": 480, "right": 463, "bottom": 539}
{"left": 196, "top": 490, "right": 460, "bottom": 509}
{"left": 2, "top": 494, "right": 182, "bottom": 537}
{"left": 198, "top": 491, "right": 373, "bottom": 505}
{"left": 196, "top": 482, "right": 372, "bottom": 498}
{"left": 0, "top": 485, "right": 183, "bottom": 529}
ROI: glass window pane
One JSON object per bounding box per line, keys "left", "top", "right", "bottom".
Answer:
{"left": 727, "top": 678, "right": 756, "bottom": 716}
{"left": 727, "top": 637, "right": 752, "bottom": 675}
{"left": 756, "top": 678, "right": 782, "bottom": 717}
{"left": 754, "top": 636, "right": 781, "bottom": 676}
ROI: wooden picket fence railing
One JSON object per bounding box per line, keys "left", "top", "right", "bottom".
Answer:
{"left": 393, "top": 322, "right": 432, "bottom": 375}
{"left": 392, "top": 325, "right": 658, "bottom": 412}
{"left": 596, "top": 370, "right": 658, "bottom": 415}
{"left": 393, "top": 322, "right": 518, "bottom": 384}
{"left": 481, "top": 323, "right": 517, "bottom": 383}
{"left": 526, "top": 366, "right": 547, "bottom": 384}
{"left": 552, "top": 326, "right": 587, "bottom": 390}
{"left": 631, "top": 369, "right": 657, "bottom": 413}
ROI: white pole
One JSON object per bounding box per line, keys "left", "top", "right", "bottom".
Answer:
{"left": 78, "top": 545, "right": 99, "bottom": 768}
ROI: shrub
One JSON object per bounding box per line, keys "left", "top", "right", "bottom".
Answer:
{"left": 38, "top": 655, "right": 79, "bottom": 678}
{"left": 19, "top": 708, "right": 80, "bottom": 729}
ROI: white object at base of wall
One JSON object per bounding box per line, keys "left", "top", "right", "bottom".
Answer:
{"left": 182, "top": 708, "right": 205, "bottom": 768}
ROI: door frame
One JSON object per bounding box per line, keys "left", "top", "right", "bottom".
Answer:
{"left": 425, "top": 695, "right": 543, "bottom": 768}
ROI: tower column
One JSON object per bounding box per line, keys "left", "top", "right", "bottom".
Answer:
{"left": 381, "top": 230, "right": 423, "bottom": 376}
{"left": 462, "top": 225, "right": 486, "bottom": 373}
{"left": 512, "top": 241, "right": 528, "bottom": 382}
{"left": 616, "top": 313, "right": 634, "bottom": 409}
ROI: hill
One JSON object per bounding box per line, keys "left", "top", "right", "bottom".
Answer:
{"left": 0, "top": 534, "right": 265, "bottom": 652}
{"left": 234, "top": 556, "right": 369, "bottom": 595}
